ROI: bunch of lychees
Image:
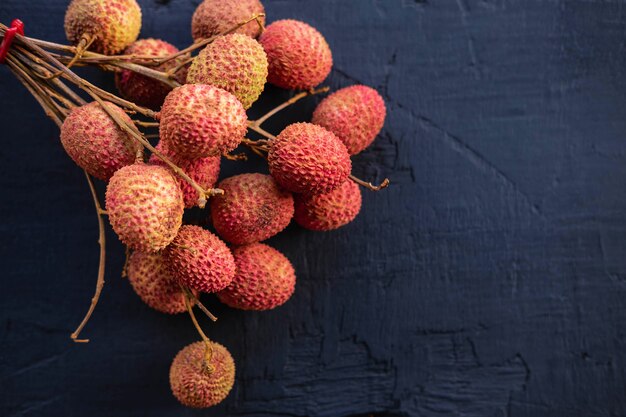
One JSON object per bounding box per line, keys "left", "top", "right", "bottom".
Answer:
{"left": 1, "top": 0, "right": 388, "bottom": 408}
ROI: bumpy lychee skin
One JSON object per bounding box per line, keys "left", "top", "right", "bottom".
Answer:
{"left": 106, "top": 164, "right": 184, "bottom": 252}
{"left": 218, "top": 243, "right": 296, "bottom": 311}
{"left": 210, "top": 174, "right": 293, "bottom": 245}
{"left": 312, "top": 85, "right": 386, "bottom": 155}
{"left": 64, "top": 0, "right": 142, "bottom": 55}
{"left": 127, "top": 251, "right": 193, "bottom": 314}
{"left": 187, "top": 34, "right": 268, "bottom": 109}
{"left": 164, "top": 226, "right": 235, "bottom": 293}
{"left": 170, "top": 341, "right": 235, "bottom": 408}
{"left": 191, "top": 0, "right": 265, "bottom": 41}
{"left": 60, "top": 101, "right": 141, "bottom": 181}
{"left": 150, "top": 142, "right": 220, "bottom": 208}
{"left": 259, "top": 19, "right": 333, "bottom": 90}
{"left": 294, "top": 180, "right": 362, "bottom": 231}
{"left": 116, "top": 39, "right": 188, "bottom": 110}
{"left": 159, "top": 84, "right": 247, "bottom": 158}
{"left": 268, "top": 123, "right": 351, "bottom": 195}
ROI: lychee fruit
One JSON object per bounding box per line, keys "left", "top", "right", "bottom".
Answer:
{"left": 115, "top": 39, "right": 188, "bottom": 110}
{"left": 158, "top": 84, "right": 247, "bottom": 158}
{"left": 294, "top": 180, "right": 362, "bottom": 231}
{"left": 169, "top": 341, "right": 235, "bottom": 408}
{"left": 106, "top": 164, "right": 184, "bottom": 252}
{"left": 60, "top": 101, "right": 141, "bottom": 181}
{"left": 64, "top": 0, "right": 142, "bottom": 55}
{"left": 127, "top": 251, "right": 195, "bottom": 314}
{"left": 164, "top": 225, "right": 235, "bottom": 293}
{"left": 191, "top": 0, "right": 265, "bottom": 41}
{"left": 268, "top": 123, "right": 351, "bottom": 195}
{"left": 312, "top": 85, "right": 386, "bottom": 155}
{"left": 210, "top": 173, "right": 293, "bottom": 245}
{"left": 187, "top": 34, "right": 268, "bottom": 109}
{"left": 218, "top": 243, "right": 296, "bottom": 311}
{"left": 149, "top": 142, "right": 220, "bottom": 208}
{"left": 259, "top": 19, "right": 332, "bottom": 90}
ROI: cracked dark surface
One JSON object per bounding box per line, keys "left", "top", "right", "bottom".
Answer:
{"left": 1, "top": 0, "right": 626, "bottom": 416}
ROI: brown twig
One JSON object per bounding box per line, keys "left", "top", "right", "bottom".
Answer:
{"left": 349, "top": 174, "right": 390, "bottom": 191}
{"left": 251, "top": 86, "right": 329, "bottom": 127}
{"left": 70, "top": 172, "right": 107, "bottom": 343}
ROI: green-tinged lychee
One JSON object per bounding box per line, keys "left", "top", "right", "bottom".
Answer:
{"left": 312, "top": 85, "right": 386, "bottom": 155}
{"left": 115, "top": 39, "right": 188, "bottom": 110}
{"left": 106, "top": 164, "right": 184, "bottom": 252}
{"left": 294, "top": 180, "right": 362, "bottom": 231}
{"left": 164, "top": 225, "right": 235, "bottom": 293}
{"left": 127, "top": 251, "right": 195, "bottom": 314}
{"left": 210, "top": 173, "right": 293, "bottom": 245}
{"left": 218, "top": 243, "right": 295, "bottom": 311}
{"left": 268, "top": 123, "right": 351, "bottom": 195}
{"left": 60, "top": 101, "right": 141, "bottom": 181}
{"left": 259, "top": 19, "right": 332, "bottom": 90}
{"left": 158, "top": 84, "right": 247, "bottom": 158}
{"left": 187, "top": 34, "right": 268, "bottom": 109}
{"left": 191, "top": 0, "right": 265, "bottom": 41}
{"left": 64, "top": 0, "right": 142, "bottom": 55}
{"left": 169, "top": 341, "right": 235, "bottom": 408}
{"left": 149, "top": 142, "right": 220, "bottom": 208}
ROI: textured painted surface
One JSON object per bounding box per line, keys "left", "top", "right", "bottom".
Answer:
{"left": 1, "top": 0, "right": 626, "bottom": 416}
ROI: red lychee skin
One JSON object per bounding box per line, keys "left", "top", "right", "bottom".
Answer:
{"left": 127, "top": 251, "right": 197, "bottom": 314}
{"left": 218, "top": 243, "right": 296, "bottom": 311}
{"left": 210, "top": 173, "right": 294, "bottom": 245}
{"left": 64, "top": 0, "right": 142, "bottom": 55}
{"left": 191, "top": 0, "right": 265, "bottom": 41}
{"left": 149, "top": 142, "right": 220, "bottom": 208}
{"left": 259, "top": 19, "right": 333, "bottom": 90}
{"left": 294, "top": 180, "right": 362, "bottom": 231}
{"left": 105, "top": 164, "right": 184, "bottom": 252}
{"left": 312, "top": 85, "right": 387, "bottom": 155}
{"left": 268, "top": 123, "right": 352, "bottom": 195}
{"left": 186, "top": 33, "right": 268, "bottom": 109}
{"left": 60, "top": 101, "right": 141, "bottom": 181}
{"left": 169, "top": 341, "right": 235, "bottom": 408}
{"left": 164, "top": 226, "right": 235, "bottom": 293}
{"left": 115, "top": 39, "right": 187, "bottom": 110}
{"left": 158, "top": 84, "right": 248, "bottom": 158}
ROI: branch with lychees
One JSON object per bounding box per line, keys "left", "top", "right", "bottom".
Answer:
{"left": 0, "top": 0, "right": 389, "bottom": 409}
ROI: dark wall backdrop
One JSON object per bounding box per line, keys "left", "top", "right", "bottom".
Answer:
{"left": 2, "top": 0, "right": 626, "bottom": 416}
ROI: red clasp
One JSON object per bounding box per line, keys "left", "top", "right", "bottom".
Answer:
{"left": 0, "top": 19, "right": 25, "bottom": 64}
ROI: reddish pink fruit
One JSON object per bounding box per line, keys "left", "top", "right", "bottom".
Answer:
{"left": 218, "top": 243, "right": 296, "bottom": 311}
{"left": 210, "top": 173, "right": 293, "bottom": 245}
{"left": 294, "top": 180, "right": 362, "bottom": 231}
{"left": 191, "top": 0, "right": 265, "bottom": 41}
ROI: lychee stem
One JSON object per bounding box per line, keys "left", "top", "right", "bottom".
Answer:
{"left": 224, "top": 152, "right": 248, "bottom": 161}
{"left": 70, "top": 172, "right": 107, "bottom": 343}
{"left": 181, "top": 287, "right": 218, "bottom": 322}
{"left": 349, "top": 174, "right": 390, "bottom": 191}
{"left": 251, "top": 87, "right": 330, "bottom": 128}
{"left": 183, "top": 292, "right": 214, "bottom": 369}
{"left": 44, "top": 33, "right": 95, "bottom": 80}
{"left": 121, "top": 246, "right": 130, "bottom": 278}
{"left": 247, "top": 124, "right": 276, "bottom": 141}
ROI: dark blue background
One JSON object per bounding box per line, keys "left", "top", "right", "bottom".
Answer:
{"left": 2, "top": 1, "right": 626, "bottom": 416}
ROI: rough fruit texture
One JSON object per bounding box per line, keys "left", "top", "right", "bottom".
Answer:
{"left": 268, "top": 123, "right": 351, "bottom": 195}
{"left": 116, "top": 39, "right": 188, "bottom": 110}
{"left": 294, "top": 180, "right": 362, "bottom": 231}
{"left": 150, "top": 142, "right": 220, "bottom": 208}
{"left": 218, "top": 243, "right": 296, "bottom": 311}
{"left": 210, "top": 173, "right": 293, "bottom": 245}
{"left": 170, "top": 341, "right": 235, "bottom": 408}
{"left": 191, "top": 0, "right": 265, "bottom": 41}
{"left": 64, "top": 0, "right": 142, "bottom": 55}
{"left": 127, "top": 251, "right": 193, "bottom": 314}
{"left": 259, "top": 19, "right": 332, "bottom": 90}
{"left": 312, "top": 85, "right": 386, "bottom": 155}
{"left": 60, "top": 101, "right": 141, "bottom": 181}
{"left": 187, "top": 34, "right": 268, "bottom": 109}
{"left": 164, "top": 226, "right": 235, "bottom": 293}
{"left": 159, "top": 84, "right": 247, "bottom": 158}
{"left": 106, "top": 164, "right": 184, "bottom": 252}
